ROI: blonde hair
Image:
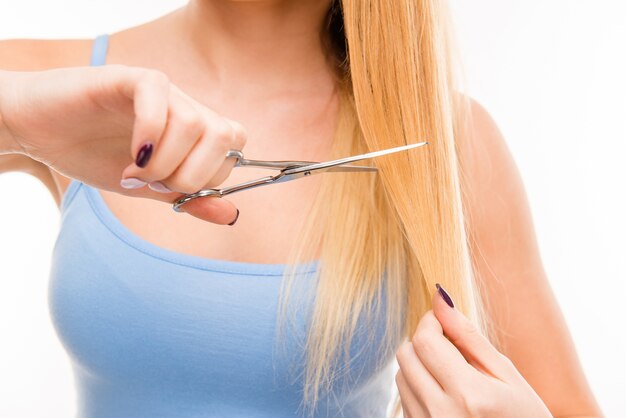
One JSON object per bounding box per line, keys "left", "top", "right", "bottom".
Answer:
{"left": 275, "top": 0, "right": 500, "bottom": 416}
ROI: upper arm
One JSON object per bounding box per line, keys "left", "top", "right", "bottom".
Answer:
{"left": 458, "top": 98, "right": 603, "bottom": 416}
{"left": 0, "top": 38, "right": 89, "bottom": 176}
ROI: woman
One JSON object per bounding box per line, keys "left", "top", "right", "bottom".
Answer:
{"left": 0, "top": 0, "right": 603, "bottom": 417}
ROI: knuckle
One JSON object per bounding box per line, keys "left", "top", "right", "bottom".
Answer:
{"left": 416, "top": 310, "right": 439, "bottom": 333}
{"left": 411, "top": 329, "right": 434, "bottom": 355}
{"left": 233, "top": 131, "right": 247, "bottom": 149}
{"left": 170, "top": 174, "right": 201, "bottom": 194}
{"left": 107, "top": 63, "right": 132, "bottom": 78}
{"left": 175, "top": 110, "right": 204, "bottom": 133}
{"left": 142, "top": 68, "right": 170, "bottom": 86}
{"left": 422, "top": 309, "right": 438, "bottom": 324}
{"left": 463, "top": 395, "right": 496, "bottom": 416}
{"left": 453, "top": 320, "right": 481, "bottom": 346}
{"left": 210, "top": 121, "right": 235, "bottom": 147}
{"left": 227, "top": 120, "right": 248, "bottom": 148}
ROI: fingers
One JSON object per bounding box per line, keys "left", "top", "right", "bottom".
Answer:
{"left": 395, "top": 369, "right": 427, "bottom": 418}
{"left": 173, "top": 195, "right": 240, "bottom": 225}
{"left": 158, "top": 117, "right": 246, "bottom": 193}
{"left": 112, "top": 68, "right": 247, "bottom": 225}
{"left": 411, "top": 310, "right": 482, "bottom": 395}
{"left": 115, "top": 183, "right": 240, "bottom": 225}
{"left": 120, "top": 80, "right": 246, "bottom": 194}
{"left": 117, "top": 67, "right": 171, "bottom": 171}
{"left": 121, "top": 89, "right": 206, "bottom": 189}
{"left": 395, "top": 341, "right": 445, "bottom": 404}
{"left": 204, "top": 118, "right": 247, "bottom": 187}
{"left": 431, "top": 284, "right": 518, "bottom": 381}
{"left": 122, "top": 71, "right": 246, "bottom": 194}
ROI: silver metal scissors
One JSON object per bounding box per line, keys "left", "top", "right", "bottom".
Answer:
{"left": 172, "top": 141, "right": 429, "bottom": 212}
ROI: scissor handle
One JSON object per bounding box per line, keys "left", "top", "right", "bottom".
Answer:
{"left": 171, "top": 150, "right": 288, "bottom": 212}
{"left": 171, "top": 174, "right": 280, "bottom": 212}
{"left": 226, "top": 150, "right": 244, "bottom": 166}
{"left": 172, "top": 188, "right": 223, "bottom": 212}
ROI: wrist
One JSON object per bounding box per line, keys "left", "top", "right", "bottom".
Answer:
{"left": 0, "top": 70, "right": 23, "bottom": 155}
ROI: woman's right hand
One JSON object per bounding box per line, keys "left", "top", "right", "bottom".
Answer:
{"left": 0, "top": 64, "right": 245, "bottom": 225}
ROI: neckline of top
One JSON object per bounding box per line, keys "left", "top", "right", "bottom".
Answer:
{"left": 67, "top": 179, "right": 320, "bottom": 276}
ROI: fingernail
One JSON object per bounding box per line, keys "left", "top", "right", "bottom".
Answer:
{"left": 148, "top": 181, "right": 172, "bottom": 193}
{"left": 228, "top": 209, "right": 240, "bottom": 226}
{"left": 120, "top": 177, "right": 147, "bottom": 189}
{"left": 436, "top": 283, "right": 455, "bottom": 308}
{"left": 135, "top": 141, "right": 154, "bottom": 168}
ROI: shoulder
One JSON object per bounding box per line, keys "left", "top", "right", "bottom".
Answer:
{"left": 456, "top": 96, "right": 512, "bottom": 180}
{"left": 0, "top": 37, "right": 94, "bottom": 202}
{"left": 0, "top": 37, "right": 92, "bottom": 70}
{"left": 455, "top": 96, "right": 528, "bottom": 226}
{"left": 454, "top": 96, "right": 541, "bottom": 322}
{"left": 454, "top": 95, "right": 542, "bottom": 298}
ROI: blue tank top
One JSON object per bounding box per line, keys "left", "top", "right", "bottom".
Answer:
{"left": 48, "top": 33, "right": 397, "bottom": 418}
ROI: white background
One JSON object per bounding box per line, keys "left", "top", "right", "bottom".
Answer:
{"left": 0, "top": 1, "right": 624, "bottom": 417}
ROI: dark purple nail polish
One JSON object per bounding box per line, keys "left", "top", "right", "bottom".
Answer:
{"left": 436, "top": 283, "right": 455, "bottom": 308}
{"left": 135, "top": 142, "right": 154, "bottom": 168}
{"left": 228, "top": 209, "right": 240, "bottom": 226}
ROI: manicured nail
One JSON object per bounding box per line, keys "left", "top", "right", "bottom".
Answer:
{"left": 120, "top": 177, "right": 147, "bottom": 189}
{"left": 135, "top": 141, "right": 154, "bottom": 168}
{"left": 435, "top": 283, "right": 455, "bottom": 308}
{"left": 148, "top": 181, "right": 172, "bottom": 193}
{"left": 228, "top": 209, "right": 240, "bottom": 226}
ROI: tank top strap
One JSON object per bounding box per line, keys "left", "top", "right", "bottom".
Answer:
{"left": 58, "top": 33, "right": 109, "bottom": 209}
{"left": 90, "top": 33, "right": 109, "bottom": 66}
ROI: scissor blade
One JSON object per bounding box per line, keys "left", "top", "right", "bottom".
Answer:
{"left": 283, "top": 141, "right": 428, "bottom": 175}
{"left": 240, "top": 160, "right": 376, "bottom": 172}
{"left": 324, "top": 165, "right": 378, "bottom": 172}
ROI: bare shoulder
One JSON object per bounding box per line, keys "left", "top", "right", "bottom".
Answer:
{"left": 0, "top": 37, "right": 91, "bottom": 71}
{"left": 455, "top": 96, "right": 540, "bottom": 329}
{"left": 455, "top": 95, "right": 543, "bottom": 331}
{"left": 455, "top": 97, "right": 602, "bottom": 415}
{"left": 0, "top": 37, "right": 93, "bottom": 206}
{"left": 455, "top": 97, "right": 529, "bottom": 227}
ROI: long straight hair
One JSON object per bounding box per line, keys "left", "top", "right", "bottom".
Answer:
{"left": 274, "top": 0, "right": 500, "bottom": 416}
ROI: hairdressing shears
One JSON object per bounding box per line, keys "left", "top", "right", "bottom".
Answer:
{"left": 171, "top": 141, "right": 429, "bottom": 212}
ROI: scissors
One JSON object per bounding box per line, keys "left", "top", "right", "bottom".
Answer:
{"left": 171, "top": 141, "right": 429, "bottom": 212}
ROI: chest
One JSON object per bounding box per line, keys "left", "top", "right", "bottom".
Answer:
{"left": 48, "top": 190, "right": 395, "bottom": 415}
{"left": 50, "top": 86, "right": 336, "bottom": 261}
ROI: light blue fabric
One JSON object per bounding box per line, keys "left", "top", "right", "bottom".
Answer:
{"left": 48, "top": 34, "right": 398, "bottom": 418}
{"left": 90, "top": 34, "right": 109, "bottom": 66}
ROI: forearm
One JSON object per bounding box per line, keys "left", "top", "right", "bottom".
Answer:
{"left": 0, "top": 70, "right": 22, "bottom": 155}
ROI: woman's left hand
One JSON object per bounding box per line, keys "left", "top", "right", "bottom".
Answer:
{"left": 395, "top": 283, "right": 553, "bottom": 418}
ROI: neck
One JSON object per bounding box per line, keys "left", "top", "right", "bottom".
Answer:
{"left": 175, "top": 0, "right": 336, "bottom": 97}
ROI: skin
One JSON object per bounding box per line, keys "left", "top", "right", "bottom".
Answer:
{"left": 396, "top": 286, "right": 553, "bottom": 417}
{"left": 0, "top": 0, "right": 604, "bottom": 416}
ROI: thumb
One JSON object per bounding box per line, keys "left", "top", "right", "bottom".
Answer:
{"left": 119, "top": 184, "right": 240, "bottom": 225}
{"left": 176, "top": 195, "right": 240, "bottom": 226}
{"left": 432, "top": 283, "right": 515, "bottom": 380}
